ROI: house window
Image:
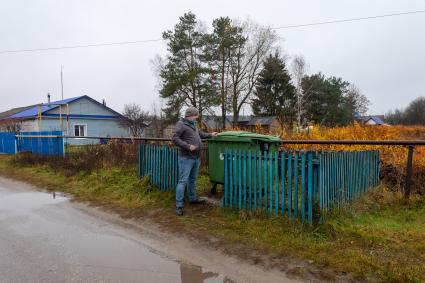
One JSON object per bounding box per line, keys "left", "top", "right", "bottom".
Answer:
{"left": 74, "top": 124, "right": 87, "bottom": 137}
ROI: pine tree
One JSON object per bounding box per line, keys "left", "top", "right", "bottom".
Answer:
{"left": 251, "top": 52, "right": 296, "bottom": 128}
{"left": 204, "top": 17, "right": 243, "bottom": 129}
{"left": 158, "top": 12, "right": 219, "bottom": 121}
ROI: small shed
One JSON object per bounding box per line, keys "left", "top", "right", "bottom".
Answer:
{"left": 246, "top": 116, "right": 280, "bottom": 133}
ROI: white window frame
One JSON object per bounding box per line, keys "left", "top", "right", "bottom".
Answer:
{"left": 73, "top": 124, "right": 87, "bottom": 137}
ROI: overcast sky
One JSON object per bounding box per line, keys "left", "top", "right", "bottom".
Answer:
{"left": 0, "top": 0, "right": 424, "bottom": 115}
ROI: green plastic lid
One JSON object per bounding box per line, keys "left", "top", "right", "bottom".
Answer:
{"left": 211, "top": 131, "right": 282, "bottom": 143}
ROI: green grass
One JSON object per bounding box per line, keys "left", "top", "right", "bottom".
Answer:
{"left": 0, "top": 154, "right": 424, "bottom": 282}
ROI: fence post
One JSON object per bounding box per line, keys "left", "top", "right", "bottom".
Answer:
{"left": 253, "top": 151, "right": 257, "bottom": 210}
{"left": 269, "top": 151, "right": 273, "bottom": 214}
{"left": 404, "top": 145, "right": 414, "bottom": 199}
{"left": 287, "top": 151, "right": 292, "bottom": 217}
{"left": 274, "top": 151, "right": 278, "bottom": 216}
{"left": 248, "top": 150, "right": 252, "bottom": 210}
{"left": 301, "top": 150, "right": 306, "bottom": 220}
{"left": 230, "top": 150, "right": 234, "bottom": 208}
{"left": 243, "top": 150, "right": 247, "bottom": 209}
{"left": 224, "top": 149, "right": 228, "bottom": 207}
{"left": 281, "top": 151, "right": 285, "bottom": 216}
{"left": 14, "top": 136, "right": 18, "bottom": 154}
{"left": 238, "top": 150, "right": 242, "bottom": 209}
{"left": 308, "top": 152, "right": 313, "bottom": 225}
{"left": 294, "top": 150, "right": 299, "bottom": 217}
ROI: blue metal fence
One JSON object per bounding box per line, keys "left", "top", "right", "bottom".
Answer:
{"left": 0, "top": 133, "right": 17, "bottom": 154}
{"left": 223, "top": 149, "right": 380, "bottom": 224}
{"left": 17, "top": 131, "right": 64, "bottom": 156}
{"left": 0, "top": 131, "right": 64, "bottom": 156}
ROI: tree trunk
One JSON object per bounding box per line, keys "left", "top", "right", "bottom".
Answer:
{"left": 221, "top": 56, "right": 226, "bottom": 130}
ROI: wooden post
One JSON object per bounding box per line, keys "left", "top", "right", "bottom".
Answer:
{"left": 404, "top": 145, "right": 414, "bottom": 199}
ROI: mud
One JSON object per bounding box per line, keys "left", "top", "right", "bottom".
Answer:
{"left": 0, "top": 176, "right": 299, "bottom": 282}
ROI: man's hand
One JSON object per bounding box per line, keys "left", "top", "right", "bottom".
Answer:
{"left": 211, "top": 132, "right": 218, "bottom": 137}
{"left": 189, "top": 144, "right": 197, "bottom": 151}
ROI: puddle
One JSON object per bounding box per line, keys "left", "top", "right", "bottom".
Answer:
{"left": 0, "top": 182, "right": 228, "bottom": 282}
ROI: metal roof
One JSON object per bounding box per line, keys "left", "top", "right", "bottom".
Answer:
{"left": 0, "top": 105, "right": 37, "bottom": 120}
{"left": 366, "top": 116, "right": 385, "bottom": 125}
{"left": 227, "top": 115, "right": 252, "bottom": 123}
{"left": 246, "top": 116, "right": 278, "bottom": 126}
{"left": 8, "top": 96, "right": 83, "bottom": 119}
{"left": 1, "top": 96, "right": 123, "bottom": 120}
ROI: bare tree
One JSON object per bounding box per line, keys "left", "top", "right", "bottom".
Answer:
{"left": 290, "top": 55, "right": 308, "bottom": 127}
{"left": 0, "top": 119, "right": 23, "bottom": 133}
{"left": 228, "top": 19, "right": 278, "bottom": 127}
{"left": 404, "top": 97, "right": 425, "bottom": 125}
{"left": 148, "top": 101, "right": 168, "bottom": 138}
{"left": 385, "top": 109, "right": 405, "bottom": 125}
{"left": 121, "top": 103, "right": 149, "bottom": 137}
{"left": 345, "top": 84, "right": 370, "bottom": 116}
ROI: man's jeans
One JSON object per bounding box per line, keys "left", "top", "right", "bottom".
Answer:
{"left": 176, "top": 157, "right": 200, "bottom": 208}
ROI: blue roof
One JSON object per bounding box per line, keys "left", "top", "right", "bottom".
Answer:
{"left": 8, "top": 96, "right": 84, "bottom": 119}
{"left": 368, "top": 116, "right": 385, "bottom": 125}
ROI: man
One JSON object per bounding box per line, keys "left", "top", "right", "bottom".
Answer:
{"left": 172, "top": 107, "right": 218, "bottom": 216}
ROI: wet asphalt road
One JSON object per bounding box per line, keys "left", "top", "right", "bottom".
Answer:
{"left": 0, "top": 177, "right": 225, "bottom": 283}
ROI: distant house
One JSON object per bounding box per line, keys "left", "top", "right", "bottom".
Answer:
{"left": 0, "top": 95, "right": 129, "bottom": 145}
{"left": 143, "top": 120, "right": 168, "bottom": 138}
{"left": 245, "top": 116, "right": 280, "bottom": 133}
{"left": 201, "top": 116, "right": 232, "bottom": 131}
{"left": 364, "top": 116, "right": 386, "bottom": 126}
{"left": 354, "top": 113, "right": 387, "bottom": 126}
{"left": 227, "top": 116, "right": 251, "bottom": 128}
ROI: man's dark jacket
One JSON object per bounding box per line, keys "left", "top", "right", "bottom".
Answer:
{"left": 172, "top": 118, "right": 211, "bottom": 159}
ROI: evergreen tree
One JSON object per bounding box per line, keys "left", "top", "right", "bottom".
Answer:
{"left": 252, "top": 52, "right": 296, "bottom": 128}
{"left": 204, "top": 17, "right": 243, "bottom": 129}
{"left": 301, "top": 73, "right": 353, "bottom": 126}
{"left": 158, "top": 12, "right": 219, "bottom": 121}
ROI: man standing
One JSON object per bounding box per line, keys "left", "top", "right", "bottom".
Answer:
{"left": 172, "top": 107, "right": 218, "bottom": 216}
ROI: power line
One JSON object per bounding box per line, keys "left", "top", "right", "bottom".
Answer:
{"left": 273, "top": 9, "right": 425, "bottom": 29}
{"left": 0, "top": 9, "right": 424, "bottom": 55}
{"left": 0, "top": 38, "right": 163, "bottom": 54}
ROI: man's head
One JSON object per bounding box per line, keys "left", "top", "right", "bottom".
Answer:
{"left": 185, "top": 107, "right": 199, "bottom": 121}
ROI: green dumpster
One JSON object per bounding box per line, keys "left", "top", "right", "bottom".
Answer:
{"left": 208, "top": 131, "right": 282, "bottom": 192}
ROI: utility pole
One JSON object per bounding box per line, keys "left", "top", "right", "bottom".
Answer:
{"left": 61, "top": 65, "right": 64, "bottom": 100}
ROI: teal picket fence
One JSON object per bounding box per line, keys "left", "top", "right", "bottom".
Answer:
{"left": 139, "top": 143, "right": 179, "bottom": 191}
{"left": 223, "top": 149, "right": 380, "bottom": 224}
{"left": 138, "top": 143, "right": 381, "bottom": 224}
{"left": 318, "top": 150, "right": 380, "bottom": 213}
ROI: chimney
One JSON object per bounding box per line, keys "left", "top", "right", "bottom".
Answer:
{"left": 47, "top": 93, "right": 51, "bottom": 104}
{"left": 102, "top": 99, "right": 106, "bottom": 106}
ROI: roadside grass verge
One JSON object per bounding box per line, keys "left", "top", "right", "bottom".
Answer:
{"left": 0, "top": 154, "right": 423, "bottom": 282}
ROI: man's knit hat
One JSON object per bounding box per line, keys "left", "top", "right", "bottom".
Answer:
{"left": 185, "top": 106, "right": 199, "bottom": 117}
